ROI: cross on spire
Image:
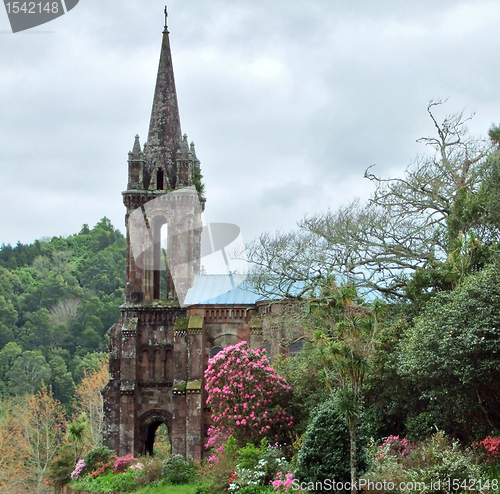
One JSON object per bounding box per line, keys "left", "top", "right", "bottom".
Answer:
{"left": 164, "top": 6, "right": 168, "bottom": 30}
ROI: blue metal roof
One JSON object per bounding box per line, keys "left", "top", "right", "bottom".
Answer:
{"left": 184, "top": 274, "right": 264, "bottom": 306}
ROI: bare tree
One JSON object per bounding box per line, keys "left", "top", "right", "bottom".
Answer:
{"left": 247, "top": 101, "right": 493, "bottom": 298}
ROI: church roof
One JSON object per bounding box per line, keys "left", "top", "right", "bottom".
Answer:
{"left": 184, "top": 274, "right": 265, "bottom": 306}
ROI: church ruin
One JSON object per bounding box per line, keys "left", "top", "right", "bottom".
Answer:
{"left": 101, "top": 13, "right": 275, "bottom": 461}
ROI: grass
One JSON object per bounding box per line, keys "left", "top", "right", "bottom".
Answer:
{"left": 132, "top": 484, "right": 198, "bottom": 494}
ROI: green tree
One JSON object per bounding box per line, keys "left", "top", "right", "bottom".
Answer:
{"left": 6, "top": 350, "right": 51, "bottom": 396}
{"left": 397, "top": 260, "right": 500, "bottom": 441}
{"left": 296, "top": 400, "right": 366, "bottom": 492}
{"left": 48, "top": 355, "right": 74, "bottom": 404}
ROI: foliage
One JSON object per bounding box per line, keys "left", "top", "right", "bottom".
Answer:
{"left": 0, "top": 218, "right": 124, "bottom": 406}
{"left": 72, "top": 360, "right": 108, "bottom": 448}
{"left": 83, "top": 445, "right": 116, "bottom": 475}
{"left": 397, "top": 260, "right": 500, "bottom": 440}
{"left": 474, "top": 436, "right": 500, "bottom": 465}
{"left": 228, "top": 440, "right": 290, "bottom": 492}
{"left": 295, "top": 399, "right": 366, "bottom": 490}
{"left": 162, "top": 454, "right": 196, "bottom": 485}
{"left": 246, "top": 101, "right": 496, "bottom": 300}
{"left": 70, "top": 470, "right": 138, "bottom": 493}
{"left": 197, "top": 436, "right": 238, "bottom": 493}
{"left": 271, "top": 342, "right": 329, "bottom": 437}
{"left": 237, "top": 486, "right": 275, "bottom": 494}
{"left": 66, "top": 413, "right": 90, "bottom": 462}
{"left": 114, "top": 453, "right": 138, "bottom": 473}
{"left": 46, "top": 444, "right": 76, "bottom": 487}
{"left": 205, "top": 341, "right": 293, "bottom": 449}
{"left": 133, "top": 455, "right": 166, "bottom": 487}
{"left": 0, "top": 397, "right": 29, "bottom": 492}
{"left": 362, "top": 432, "right": 484, "bottom": 493}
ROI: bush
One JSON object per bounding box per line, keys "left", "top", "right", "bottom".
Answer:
{"left": 197, "top": 436, "right": 239, "bottom": 493}
{"left": 134, "top": 455, "right": 165, "bottom": 487}
{"left": 46, "top": 444, "right": 75, "bottom": 487}
{"left": 237, "top": 486, "right": 275, "bottom": 494}
{"left": 205, "top": 341, "right": 293, "bottom": 449}
{"left": 362, "top": 431, "right": 484, "bottom": 493}
{"left": 162, "top": 454, "right": 196, "bottom": 485}
{"left": 84, "top": 445, "right": 116, "bottom": 474}
{"left": 70, "top": 471, "right": 138, "bottom": 492}
{"left": 295, "top": 400, "right": 365, "bottom": 490}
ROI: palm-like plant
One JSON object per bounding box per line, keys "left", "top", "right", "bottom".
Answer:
{"left": 313, "top": 284, "right": 382, "bottom": 494}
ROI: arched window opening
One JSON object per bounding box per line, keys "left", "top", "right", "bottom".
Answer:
{"left": 209, "top": 346, "right": 224, "bottom": 359}
{"left": 157, "top": 168, "right": 164, "bottom": 190}
{"left": 153, "top": 218, "right": 169, "bottom": 300}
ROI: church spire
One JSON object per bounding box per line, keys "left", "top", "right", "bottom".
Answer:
{"left": 145, "top": 7, "right": 182, "bottom": 189}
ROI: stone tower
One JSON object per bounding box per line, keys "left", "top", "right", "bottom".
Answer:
{"left": 102, "top": 14, "right": 206, "bottom": 460}
{"left": 102, "top": 11, "right": 290, "bottom": 462}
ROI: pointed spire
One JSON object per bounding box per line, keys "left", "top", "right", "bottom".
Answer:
{"left": 131, "top": 134, "right": 142, "bottom": 158}
{"left": 145, "top": 9, "right": 182, "bottom": 189}
{"left": 190, "top": 141, "right": 200, "bottom": 168}
{"left": 128, "top": 135, "right": 144, "bottom": 190}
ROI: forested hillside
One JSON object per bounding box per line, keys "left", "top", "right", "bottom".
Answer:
{"left": 0, "top": 217, "right": 125, "bottom": 406}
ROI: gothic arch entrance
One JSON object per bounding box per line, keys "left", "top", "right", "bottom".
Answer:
{"left": 138, "top": 409, "right": 172, "bottom": 455}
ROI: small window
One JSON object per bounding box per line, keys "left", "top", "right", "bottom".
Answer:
{"left": 209, "top": 346, "right": 223, "bottom": 359}
{"left": 290, "top": 340, "right": 305, "bottom": 356}
{"left": 263, "top": 341, "right": 271, "bottom": 356}
{"left": 157, "top": 169, "right": 164, "bottom": 190}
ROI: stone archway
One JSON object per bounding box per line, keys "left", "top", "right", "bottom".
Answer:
{"left": 138, "top": 409, "right": 173, "bottom": 456}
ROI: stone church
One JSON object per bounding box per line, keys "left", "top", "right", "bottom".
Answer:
{"left": 101, "top": 14, "right": 286, "bottom": 461}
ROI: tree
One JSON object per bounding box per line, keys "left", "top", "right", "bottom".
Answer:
{"left": 311, "top": 283, "right": 378, "bottom": 493}
{"left": 397, "top": 260, "right": 500, "bottom": 441}
{"left": 0, "top": 398, "right": 29, "bottom": 492}
{"left": 204, "top": 341, "right": 293, "bottom": 449}
{"left": 16, "top": 384, "right": 67, "bottom": 493}
{"left": 73, "top": 358, "right": 108, "bottom": 448}
{"left": 6, "top": 350, "right": 51, "bottom": 396}
{"left": 66, "top": 413, "right": 90, "bottom": 462}
{"left": 295, "top": 399, "right": 366, "bottom": 492}
{"left": 247, "top": 101, "right": 495, "bottom": 299}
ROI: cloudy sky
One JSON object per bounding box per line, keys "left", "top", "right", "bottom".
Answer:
{"left": 1, "top": 0, "right": 500, "bottom": 248}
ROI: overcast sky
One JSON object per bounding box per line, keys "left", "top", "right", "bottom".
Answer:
{"left": 1, "top": 0, "right": 500, "bottom": 248}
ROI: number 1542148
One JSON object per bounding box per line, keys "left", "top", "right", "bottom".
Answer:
{"left": 5, "top": 2, "right": 59, "bottom": 14}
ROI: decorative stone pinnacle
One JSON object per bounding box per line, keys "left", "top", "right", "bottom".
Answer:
{"left": 132, "top": 134, "right": 142, "bottom": 156}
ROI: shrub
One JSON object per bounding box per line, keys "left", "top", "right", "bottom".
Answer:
{"left": 205, "top": 341, "right": 293, "bottom": 449}
{"left": 83, "top": 445, "right": 116, "bottom": 474}
{"left": 237, "top": 486, "right": 275, "bottom": 494}
{"left": 475, "top": 436, "right": 500, "bottom": 465}
{"left": 295, "top": 400, "right": 365, "bottom": 490}
{"left": 362, "top": 431, "right": 484, "bottom": 493}
{"left": 197, "top": 437, "right": 238, "bottom": 493}
{"left": 271, "top": 472, "right": 297, "bottom": 492}
{"left": 71, "top": 459, "right": 86, "bottom": 480}
{"left": 114, "top": 453, "right": 137, "bottom": 472}
{"left": 133, "top": 455, "right": 165, "bottom": 487}
{"left": 162, "top": 454, "right": 196, "bottom": 485}
{"left": 46, "top": 444, "right": 76, "bottom": 487}
{"left": 70, "top": 471, "right": 138, "bottom": 492}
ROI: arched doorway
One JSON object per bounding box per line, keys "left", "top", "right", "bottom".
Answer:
{"left": 144, "top": 422, "right": 171, "bottom": 456}
{"left": 138, "top": 409, "right": 172, "bottom": 456}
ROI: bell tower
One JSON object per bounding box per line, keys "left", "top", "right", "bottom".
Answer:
{"left": 103, "top": 10, "right": 206, "bottom": 460}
